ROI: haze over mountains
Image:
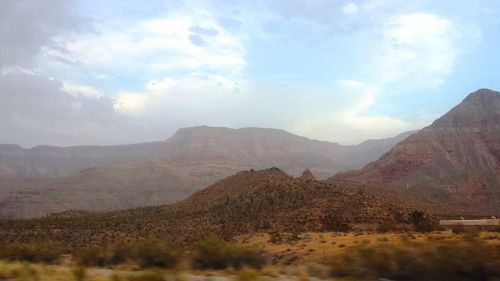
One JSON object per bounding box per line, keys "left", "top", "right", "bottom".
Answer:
{"left": 0, "top": 168, "right": 411, "bottom": 245}
{"left": 1, "top": 89, "right": 498, "bottom": 220}
{"left": 333, "top": 89, "right": 500, "bottom": 215}
{"left": 0, "top": 126, "right": 412, "bottom": 219}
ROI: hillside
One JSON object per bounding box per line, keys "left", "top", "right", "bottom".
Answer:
{"left": 0, "top": 127, "right": 412, "bottom": 219}
{"left": 332, "top": 89, "right": 500, "bottom": 215}
{"left": 0, "top": 168, "right": 411, "bottom": 246}
{"left": 0, "top": 142, "right": 164, "bottom": 178}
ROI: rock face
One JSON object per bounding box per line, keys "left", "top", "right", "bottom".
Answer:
{"left": 0, "top": 126, "right": 413, "bottom": 219}
{"left": 299, "top": 169, "right": 316, "bottom": 181}
{"left": 332, "top": 89, "right": 500, "bottom": 215}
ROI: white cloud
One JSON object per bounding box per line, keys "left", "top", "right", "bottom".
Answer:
{"left": 114, "top": 72, "right": 247, "bottom": 116}
{"left": 260, "top": 79, "right": 413, "bottom": 144}
{"left": 146, "top": 77, "right": 176, "bottom": 92}
{"left": 45, "top": 14, "right": 245, "bottom": 77}
{"left": 375, "top": 13, "right": 459, "bottom": 87}
{"left": 6, "top": 2, "right": 485, "bottom": 147}
{"left": 114, "top": 93, "right": 148, "bottom": 114}
{"left": 62, "top": 81, "right": 101, "bottom": 98}
{"left": 342, "top": 3, "right": 359, "bottom": 14}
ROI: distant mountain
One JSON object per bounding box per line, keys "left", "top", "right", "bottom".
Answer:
{"left": 0, "top": 126, "right": 413, "bottom": 219}
{"left": 332, "top": 89, "right": 500, "bottom": 215}
{"left": 0, "top": 126, "right": 413, "bottom": 179}
{"left": 0, "top": 142, "right": 164, "bottom": 178}
{"left": 0, "top": 168, "right": 411, "bottom": 245}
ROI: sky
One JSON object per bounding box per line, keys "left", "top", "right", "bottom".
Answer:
{"left": 1, "top": 0, "right": 500, "bottom": 147}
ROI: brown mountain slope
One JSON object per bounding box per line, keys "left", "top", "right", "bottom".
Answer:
{"left": 0, "top": 168, "right": 411, "bottom": 246}
{"left": 0, "top": 162, "right": 238, "bottom": 219}
{"left": 0, "top": 127, "right": 413, "bottom": 219}
{"left": 331, "top": 89, "right": 500, "bottom": 215}
{"left": 0, "top": 126, "right": 413, "bottom": 179}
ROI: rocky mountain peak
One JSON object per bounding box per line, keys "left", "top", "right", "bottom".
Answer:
{"left": 431, "top": 89, "right": 500, "bottom": 128}
{"left": 331, "top": 88, "right": 500, "bottom": 215}
{"left": 299, "top": 168, "right": 316, "bottom": 181}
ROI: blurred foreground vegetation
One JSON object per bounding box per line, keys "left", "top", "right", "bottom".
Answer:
{"left": 0, "top": 231, "right": 499, "bottom": 280}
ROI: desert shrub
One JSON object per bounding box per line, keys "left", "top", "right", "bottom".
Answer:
{"left": 72, "top": 265, "right": 87, "bottom": 281}
{"left": 377, "top": 222, "right": 399, "bottom": 233}
{"left": 296, "top": 269, "right": 309, "bottom": 281}
{"left": 268, "top": 231, "right": 283, "bottom": 244}
{"left": 0, "top": 266, "right": 13, "bottom": 280}
{"left": 304, "top": 263, "right": 331, "bottom": 279}
{"left": 331, "top": 235, "right": 500, "bottom": 281}
{"left": 111, "top": 274, "right": 124, "bottom": 281}
{"left": 76, "top": 240, "right": 176, "bottom": 268}
{"left": 76, "top": 245, "right": 107, "bottom": 266}
{"left": 260, "top": 266, "right": 279, "bottom": 277}
{"left": 11, "top": 263, "right": 40, "bottom": 281}
{"left": 409, "top": 210, "right": 434, "bottom": 232}
{"left": 174, "top": 272, "right": 192, "bottom": 281}
{"left": 76, "top": 243, "right": 130, "bottom": 267}
{"left": 132, "top": 239, "right": 179, "bottom": 269}
{"left": 236, "top": 267, "right": 261, "bottom": 281}
{"left": 191, "top": 234, "right": 266, "bottom": 270}
{"left": 0, "top": 242, "right": 63, "bottom": 263}
{"left": 127, "top": 269, "right": 166, "bottom": 281}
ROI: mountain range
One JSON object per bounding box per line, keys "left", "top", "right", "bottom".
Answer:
{"left": 0, "top": 88, "right": 498, "bottom": 244}
{"left": 1, "top": 88, "right": 498, "bottom": 220}
{"left": 332, "top": 89, "right": 500, "bottom": 215}
{"left": 0, "top": 168, "right": 411, "bottom": 246}
{"left": 0, "top": 126, "right": 412, "bottom": 218}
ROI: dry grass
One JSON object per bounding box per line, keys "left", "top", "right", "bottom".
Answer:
{"left": 236, "top": 231, "right": 500, "bottom": 264}
{"left": 0, "top": 231, "right": 499, "bottom": 280}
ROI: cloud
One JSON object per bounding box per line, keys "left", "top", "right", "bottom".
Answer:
{"left": 62, "top": 81, "right": 101, "bottom": 99}
{"left": 113, "top": 72, "right": 247, "bottom": 122}
{"left": 0, "top": 72, "right": 164, "bottom": 147}
{"left": 114, "top": 93, "right": 148, "bottom": 114}
{"left": 189, "top": 34, "right": 207, "bottom": 46}
{"left": 43, "top": 13, "right": 245, "bottom": 79}
{"left": 342, "top": 3, "right": 359, "bottom": 14}
{"left": 1, "top": 0, "right": 489, "bottom": 147}
{"left": 0, "top": 0, "right": 85, "bottom": 69}
{"left": 286, "top": 80, "right": 412, "bottom": 143}
{"left": 374, "top": 13, "right": 463, "bottom": 87}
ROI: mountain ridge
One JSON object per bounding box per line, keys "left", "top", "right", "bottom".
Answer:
{"left": 331, "top": 89, "right": 500, "bottom": 215}
{"left": 0, "top": 168, "right": 413, "bottom": 246}
{"left": 0, "top": 126, "right": 413, "bottom": 219}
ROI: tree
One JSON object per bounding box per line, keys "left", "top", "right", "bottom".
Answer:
{"left": 409, "top": 210, "right": 432, "bottom": 232}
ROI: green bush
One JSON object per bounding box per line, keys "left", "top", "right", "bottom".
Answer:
{"left": 0, "top": 242, "right": 63, "bottom": 263}
{"left": 76, "top": 243, "right": 130, "bottom": 267}
{"left": 332, "top": 236, "right": 500, "bottom": 281}
{"left": 132, "top": 239, "right": 179, "bottom": 269}
{"left": 191, "top": 234, "right": 266, "bottom": 270}
{"left": 127, "top": 269, "right": 166, "bottom": 281}
{"left": 76, "top": 240, "right": 178, "bottom": 268}
{"left": 409, "top": 210, "right": 434, "bottom": 232}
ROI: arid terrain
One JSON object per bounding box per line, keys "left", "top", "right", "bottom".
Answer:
{"left": 0, "top": 231, "right": 499, "bottom": 281}
{"left": 332, "top": 89, "right": 500, "bottom": 215}
{"left": 3, "top": 1, "right": 500, "bottom": 279}
{"left": 0, "top": 127, "right": 413, "bottom": 219}
{"left": 0, "top": 89, "right": 499, "bottom": 281}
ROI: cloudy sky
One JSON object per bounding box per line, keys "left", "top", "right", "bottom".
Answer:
{"left": 1, "top": 0, "right": 500, "bottom": 147}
